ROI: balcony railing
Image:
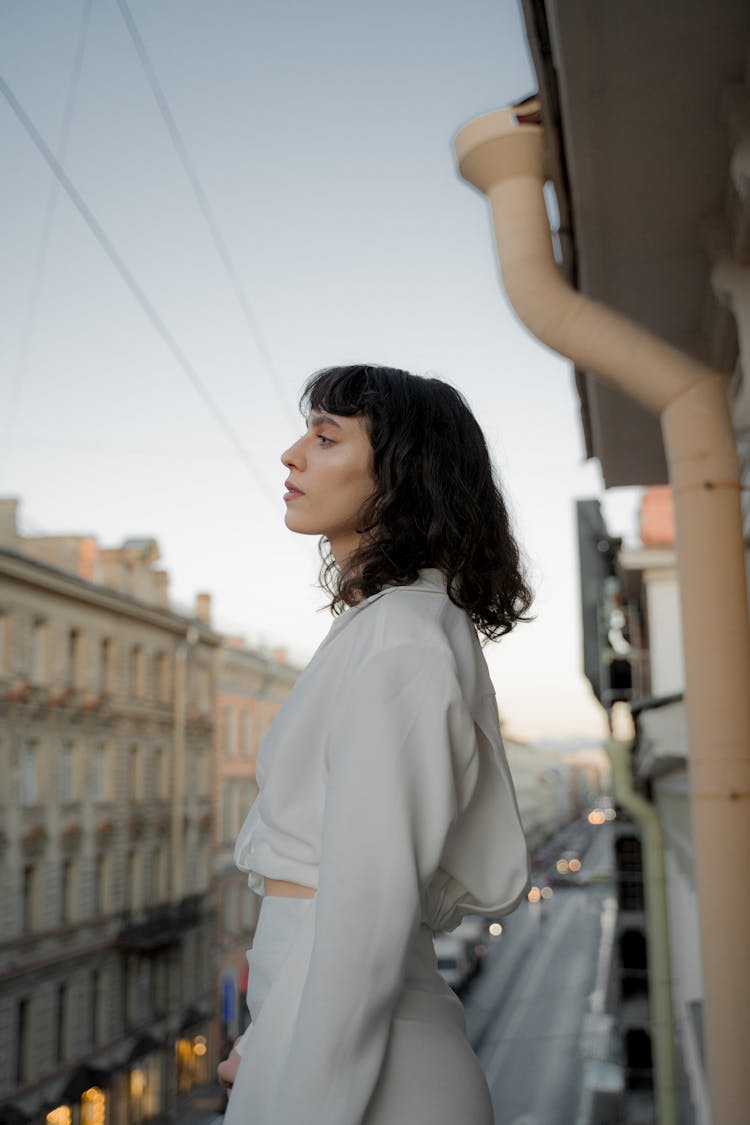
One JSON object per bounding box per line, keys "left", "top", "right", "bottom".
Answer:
{"left": 115, "top": 895, "right": 207, "bottom": 951}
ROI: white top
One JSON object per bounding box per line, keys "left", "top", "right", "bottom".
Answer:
{"left": 232, "top": 568, "right": 530, "bottom": 1122}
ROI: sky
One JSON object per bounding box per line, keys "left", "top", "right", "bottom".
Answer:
{"left": 0, "top": 0, "right": 642, "bottom": 742}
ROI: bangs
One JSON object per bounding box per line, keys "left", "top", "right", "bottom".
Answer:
{"left": 300, "top": 365, "right": 399, "bottom": 419}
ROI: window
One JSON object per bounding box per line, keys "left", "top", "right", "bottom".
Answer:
{"left": 240, "top": 710, "right": 251, "bottom": 757}
{"left": 16, "top": 997, "right": 29, "bottom": 1084}
{"left": 194, "top": 746, "right": 209, "bottom": 798}
{"left": 128, "top": 744, "right": 141, "bottom": 800}
{"left": 153, "top": 953, "right": 169, "bottom": 1017}
{"left": 197, "top": 664, "right": 211, "bottom": 711}
{"left": 93, "top": 744, "right": 109, "bottom": 803}
{"left": 153, "top": 747, "right": 166, "bottom": 800}
{"left": 125, "top": 850, "right": 141, "bottom": 912}
{"left": 153, "top": 652, "right": 170, "bottom": 702}
{"left": 55, "top": 983, "right": 68, "bottom": 1063}
{"left": 616, "top": 834, "right": 645, "bottom": 912}
{"left": 93, "top": 853, "right": 108, "bottom": 916}
{"left": 22, "top": 864, "right": 36, "bottom": 932}
{"left": 151, "top": 845, "right": 167, "bottom": 902}
{"left": 222, "top": 781, "right": 236, "bottom": 844}
{"left": 99, "top": 638, "right": 112, "bottom": 694}
{"left": 195, "top": 842, "right": 210, "bottom": 894}
{"left": 124, "top": 955, "right": 138, "bottom": 1026}
{"left": 66, "top": 629, "right": 81, "bottom": 690}
{"left": 129, "top": 646, "right": 143, "bottom": 698}
{"left": 90, "top": 970, "right": 100, "bottom": 1048}
{"left": 45, "top": 1106, "right": 71, "bottom": 1125}
{"left": 20, "top": 743, "right": 38, "bottom": 806}
{"left": 141, "top": 650, "right": 153, "bottom": 700}
{"left": 0, "top": 610, "right": 8, "bottom": 674}
{"left": 196, "top": 932, "right": 209, "bottom": 990}
{"left": 159, "top": 844, "right": 169, "bottom": 900}
{"left": 59, "top": 741, "right": 75, "bottom": 804}
{"left": 30, "top": 619, "right": 47, "bottom": 683}
{"left": 222, "top": 706, "right": 235, "bottom": 755}
{"left": 60, "top": 858, "right": 74, "bottom": 925}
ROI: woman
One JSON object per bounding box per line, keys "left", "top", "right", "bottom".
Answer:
{"left": 218, "top": 364, "right": 532, "bottom": 1124}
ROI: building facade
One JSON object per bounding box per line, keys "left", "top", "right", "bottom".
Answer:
{"left": 213, "top": 641, "right": 297, "bottom": 1061}
{"left": 0, "top": 500, "right": 218, "bottom": 1125}
{"left": 578, "top": 485, "right": 712, "bottom": 1123}
{"left": 618, "top": 490, "right": 707, "bottom": 1124}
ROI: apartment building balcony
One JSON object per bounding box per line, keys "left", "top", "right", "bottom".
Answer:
{"left": 115, "top": 895, "right": 207, "bottom": 951}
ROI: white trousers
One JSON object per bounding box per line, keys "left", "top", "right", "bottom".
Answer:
{"left": 224, "top": 895, "right": 493, "bottom": 1125}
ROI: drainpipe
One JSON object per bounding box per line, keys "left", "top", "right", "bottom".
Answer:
{"left": 454, "top": 102, "right": 750, "bottom": 1125}
{"left": 606, "top": 738, "right": 677, "bottom": 1125}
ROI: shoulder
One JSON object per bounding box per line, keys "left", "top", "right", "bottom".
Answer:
{"left": 347, "top": 570, "right": 479, "bottom": 673}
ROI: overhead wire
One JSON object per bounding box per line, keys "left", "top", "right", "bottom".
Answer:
{"left": 1, "top": 0, "right": 94, "bottom": 481}
{"left": 115, "top": 0, "right": 298, "bottom": 429}
{"left": 0, "top": 71, "right": 279, "bottom": 510}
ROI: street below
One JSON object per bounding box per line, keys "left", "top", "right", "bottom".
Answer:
{"left": 463, "top": 818, "right": 615, "bottom": 1125}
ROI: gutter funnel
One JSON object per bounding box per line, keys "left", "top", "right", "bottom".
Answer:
{"left": 454, "top": 103, "right": 709, "bottom": 413}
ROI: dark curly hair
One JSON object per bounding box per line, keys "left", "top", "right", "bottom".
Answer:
{"left": 300, "top": 364, "right": 534, "bottom": 641}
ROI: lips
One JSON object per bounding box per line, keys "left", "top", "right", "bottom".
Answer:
{"left": 284, "top": 479, "right": 305, "bottom": 500}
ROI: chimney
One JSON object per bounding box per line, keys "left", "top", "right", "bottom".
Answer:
{"left": 77, "top": 538, "right": 98, "bottom": 582}
{"left": 195, "top": 592, "right": 212, "bottom": 625}
{"left": 154, "top": 570, "right": 169, "bottom": 609}
{"left": 0, "top": 498, "right": 20, "bottom": 551}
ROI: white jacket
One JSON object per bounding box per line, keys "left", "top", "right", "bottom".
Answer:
{"left": 232, "top": 567, "right": 530, "bottom": 1123}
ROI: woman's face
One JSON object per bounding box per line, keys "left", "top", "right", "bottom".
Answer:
{"left": 281, "top": 410, "right": 376, "bottom": 561}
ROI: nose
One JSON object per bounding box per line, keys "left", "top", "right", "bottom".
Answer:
{"left": 281, "top": 435, "right": 305, "bottom": 470}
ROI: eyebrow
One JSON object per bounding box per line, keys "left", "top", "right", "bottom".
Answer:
{"left": 308, "top": 411, "right": 343, "bottom": 430}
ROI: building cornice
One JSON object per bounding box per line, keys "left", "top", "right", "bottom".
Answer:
{"left": 0, "top": 548, "right": 220, "bottom": 643}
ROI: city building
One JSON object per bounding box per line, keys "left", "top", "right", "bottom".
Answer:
{"left": 0, "top": 499, "right": 218, "bottom": 1125}
{"left": 504, "top": 737, "right": 606, "bottom": 851}
{"left": 578, "top": 489, "right": 696, "bottom": 1121}
{"left": 213, "top": 640, "right": 297, "bottom": 1059}
{"left": 581, "top": 488, "right": 707, "bottom": 1124}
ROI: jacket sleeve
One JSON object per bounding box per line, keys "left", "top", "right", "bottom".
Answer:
{"left": 232, "top": 1025, "right": 251, "bottom": 1058}
{"left": 269, "top": 643, "right": 478, "bottom": 1125}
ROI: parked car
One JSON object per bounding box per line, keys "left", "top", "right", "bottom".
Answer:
{"left": 433, "top": 932, "right": 472, "bottom": 991}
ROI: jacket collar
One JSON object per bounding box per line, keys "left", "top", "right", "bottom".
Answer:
{"left": 406, "top": 567, "right": 448, "bottom": 594}
{"left": 318, "top": 568, "right": 448, "bottom": 652}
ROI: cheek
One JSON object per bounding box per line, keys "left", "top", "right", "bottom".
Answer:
{"left": 348, "top": 465, "right": 376, "bottom": 504}
{"left": 327, "top": 452, "right": 373, "bottom": 493}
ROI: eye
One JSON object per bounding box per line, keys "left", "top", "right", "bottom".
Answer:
{"left": 317, "top": 434, "right": 334, "bottom": 447}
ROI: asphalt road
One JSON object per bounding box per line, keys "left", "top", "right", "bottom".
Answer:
{"left": 462, "top": 820, "right": 616, "bottom": 1125}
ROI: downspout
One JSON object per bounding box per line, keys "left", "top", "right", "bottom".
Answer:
{"left": 606, "top": 738, "right": 677, "bottom": 1125}
{"left": 453, "top": 103, "right": 750, "bottom": 1125}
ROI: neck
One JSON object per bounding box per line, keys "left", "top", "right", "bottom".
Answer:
{"left": 329, "top": 531, "right": 361, "bottom": 566}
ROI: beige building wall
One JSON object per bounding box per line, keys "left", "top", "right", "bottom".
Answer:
{"left": 0, "top": 501, "right": 218, "bottom": 1125}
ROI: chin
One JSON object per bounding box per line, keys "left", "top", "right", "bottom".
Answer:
{"left": 284, "top": 511, "right": 319, "bottom": 536}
